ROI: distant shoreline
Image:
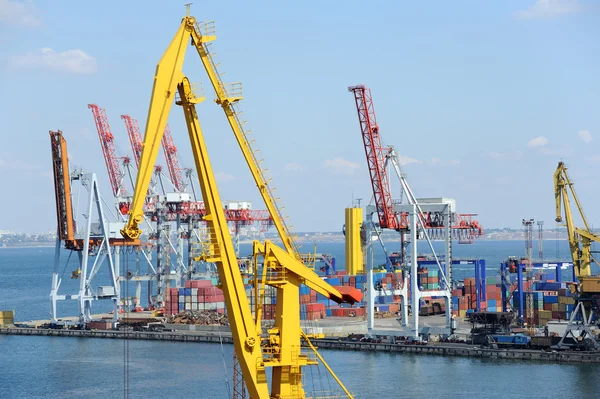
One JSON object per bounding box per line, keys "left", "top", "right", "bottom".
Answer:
{"left": 0, "top": 238, "right": 571, "bottom": 249}
{"left": 0, "top": 245, "right": 54, "bottom": 249}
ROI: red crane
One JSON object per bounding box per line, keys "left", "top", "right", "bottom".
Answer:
{"left": 348, "top": 85, "right": 483, "bottom": 243}
{"left": 120, "top": 114, "right": 144, "bottom": 168}
{"left": 121, "top": 114, "right": 164, "bottom": 189}
{"left": 88, "top": 104, "right": 129, "bottom": 199}
{"left": 162, "top": 124, "right": 187, "bottom": 192}
{"left": 348, "top": 85, "right": 398, "bottom": 230}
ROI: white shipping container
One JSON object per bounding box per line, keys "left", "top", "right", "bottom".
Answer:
{"left": 191, "top": 288, "right": 198, "bottom": 296}
{"left": 184, "top": 303, "right": 191, "bottom": 310}
{"left": 166, "top": 192, "right": 191, "bottom": 203}
{"left": 97, "top": 286, "right": 116, "bottom": 297}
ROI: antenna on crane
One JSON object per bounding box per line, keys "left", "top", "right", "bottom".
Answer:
{"left": 185, "top": 3, "right": 193, "bottom": 16}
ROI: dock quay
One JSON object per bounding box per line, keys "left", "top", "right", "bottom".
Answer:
{"left": 3, "top": 326, "right": 600, "bottom": 364}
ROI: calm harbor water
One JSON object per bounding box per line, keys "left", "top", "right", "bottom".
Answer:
{"left": 1, "top": 241, "right": 600, "bottom": 398}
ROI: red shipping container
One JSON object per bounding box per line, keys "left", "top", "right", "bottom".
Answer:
{"left": 300, "top": 294, "right": 311, "bottom": 303}
{"left": 201, "top": 294, "right": 225, "bottom": 303}
{"left": 198, "top": 287, "right": 224, "bottom": 295}
{"left": 185, "top": 280, "right": 214, "bottom": 288}
{"left": 306, "top": 303, "right": 325, "bottom": 312}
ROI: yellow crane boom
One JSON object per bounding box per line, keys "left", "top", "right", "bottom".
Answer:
{"left": 121, "top": 15, "right": 300, "bottom": 260}
{"left": 121, "top": 13, "right": 359, "bottom": 398}
{"left": 554, "top": 161, "right": 600, "bottom": 287}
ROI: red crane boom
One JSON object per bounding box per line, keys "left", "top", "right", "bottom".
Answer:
{"left": 120, "top": 114, "right": 143, "bottom": 168}
{"left": 162, "top": 125, "right": 186, "bottom": 192}
{"left": 88, "top": 104, "right": 128, "bottom": 198}
{"left": 348, "top": 85, "right": 398, "bottom": 230}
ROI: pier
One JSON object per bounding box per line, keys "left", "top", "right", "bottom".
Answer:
{"left": 3, "top": 327, "right": 599, "bottom": 364}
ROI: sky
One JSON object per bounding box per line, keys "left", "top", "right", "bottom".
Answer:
{"left": 0, "top": 0, "right": 599, "bottom": 234}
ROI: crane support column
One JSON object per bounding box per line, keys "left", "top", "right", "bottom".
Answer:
{"left": 345, "top": 208, "right": 363, "bottom": 275}
{"left": 366, "top": 220, "right": 375, "bottom": 335}
{"left": 411, "top": 204, "right": 420, "bottom": 338}
{"left": 176, "top": 78, "right": 269, "bottom": 398}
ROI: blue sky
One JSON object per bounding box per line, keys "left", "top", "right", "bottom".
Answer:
{"left": 0, "top": 0, "right": 599, "bottom": 234}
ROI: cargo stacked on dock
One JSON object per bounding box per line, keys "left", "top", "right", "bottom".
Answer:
{"left": 164, "top": 280, "right": 226, "bottom": 316}
{"left": 418, "top": 268, "right": 438, "bottom": 290}
{"left": 451, "top": 276, "right": 504, "bottom": 317}
{"left": 513, "top": 282, "right": 575, "bottom": 325}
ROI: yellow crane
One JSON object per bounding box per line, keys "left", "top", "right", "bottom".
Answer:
{"left": 554, "top": 161, "right": 600, "bottom": 290}
{"left": 553, "top": 161, "right": 600, "bottom": 350}
{"left": 121, "top": 12, "right": 360, "bottom": 398}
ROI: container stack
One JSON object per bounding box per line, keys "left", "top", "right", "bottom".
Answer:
{"left": 165, "top": 288, "right": 179, "bottom": 316}
{"left": 512, "top": 282, "right": 575, "bottom": 326}
{"left": 451, "top": 276, "right": 504, "bottom": 317}
{"left": 164, "top": 279, "right": 226, "bottom": 316}
{"left": 418, "top": 268, "right": 439, "bottom": 290}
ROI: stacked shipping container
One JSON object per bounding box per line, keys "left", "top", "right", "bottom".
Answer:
{"left": 165, "top": 269, "right": 575, "bottom": 329}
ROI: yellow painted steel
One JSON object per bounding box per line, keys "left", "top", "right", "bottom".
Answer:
{"left": 121, "top": 16, "right": 211, "bottom": 239}
{"left": 345, "top": 208, "right": 364, "bottom": 275}
{"left": 122, "top": 15, "right": 300, "bottom": 262}
{"left": 252, "top": 241, "right": 352, "bottom": 398}
{"left": 121, "top": 13, "right": 354, "bottom": 398}
{"left": 188, "top": 23, "right": 301, "bottom": 260}
{"left": 554, "top": 161, "right": 600, "bottom": 293}
{"left": 0, "top": 310, "right": 14, "bottom": 327}
{"left": 177, "top": 79, "right": 269, "bottom": 398}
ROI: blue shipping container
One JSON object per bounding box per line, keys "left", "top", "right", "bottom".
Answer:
{"left": 327, "top": 278, "right": 341, "bottom": 286}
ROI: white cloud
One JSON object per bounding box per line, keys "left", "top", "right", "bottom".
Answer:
{"left": 284, "top": 162, "right": 304, "bottom": 172}
{"left": 578, "top": 130, "right": 593, "bottom": 144}
{"left": 0, "top": 0, "right": 41, "bottom": 27}
{"left": 323, "top": 157, "right": 360, "bottom": 175}
{"left": 515, "top": 0, "right": 583, "bottom": 19}
{"left": 214, "top": 172, "right": 235, "bottom": 182}
{"left": 398, "top": 155, "right": 421, "bottom": 166}
{"left": 9, "top": 48, "right": 97, "bottom": 75}
{"left": 528, "top": 136, "right": 549, "bottom": 148}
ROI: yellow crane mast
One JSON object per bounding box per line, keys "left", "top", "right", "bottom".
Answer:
{"left": 121, "top": 12, "right": 360, "bottom": 398}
